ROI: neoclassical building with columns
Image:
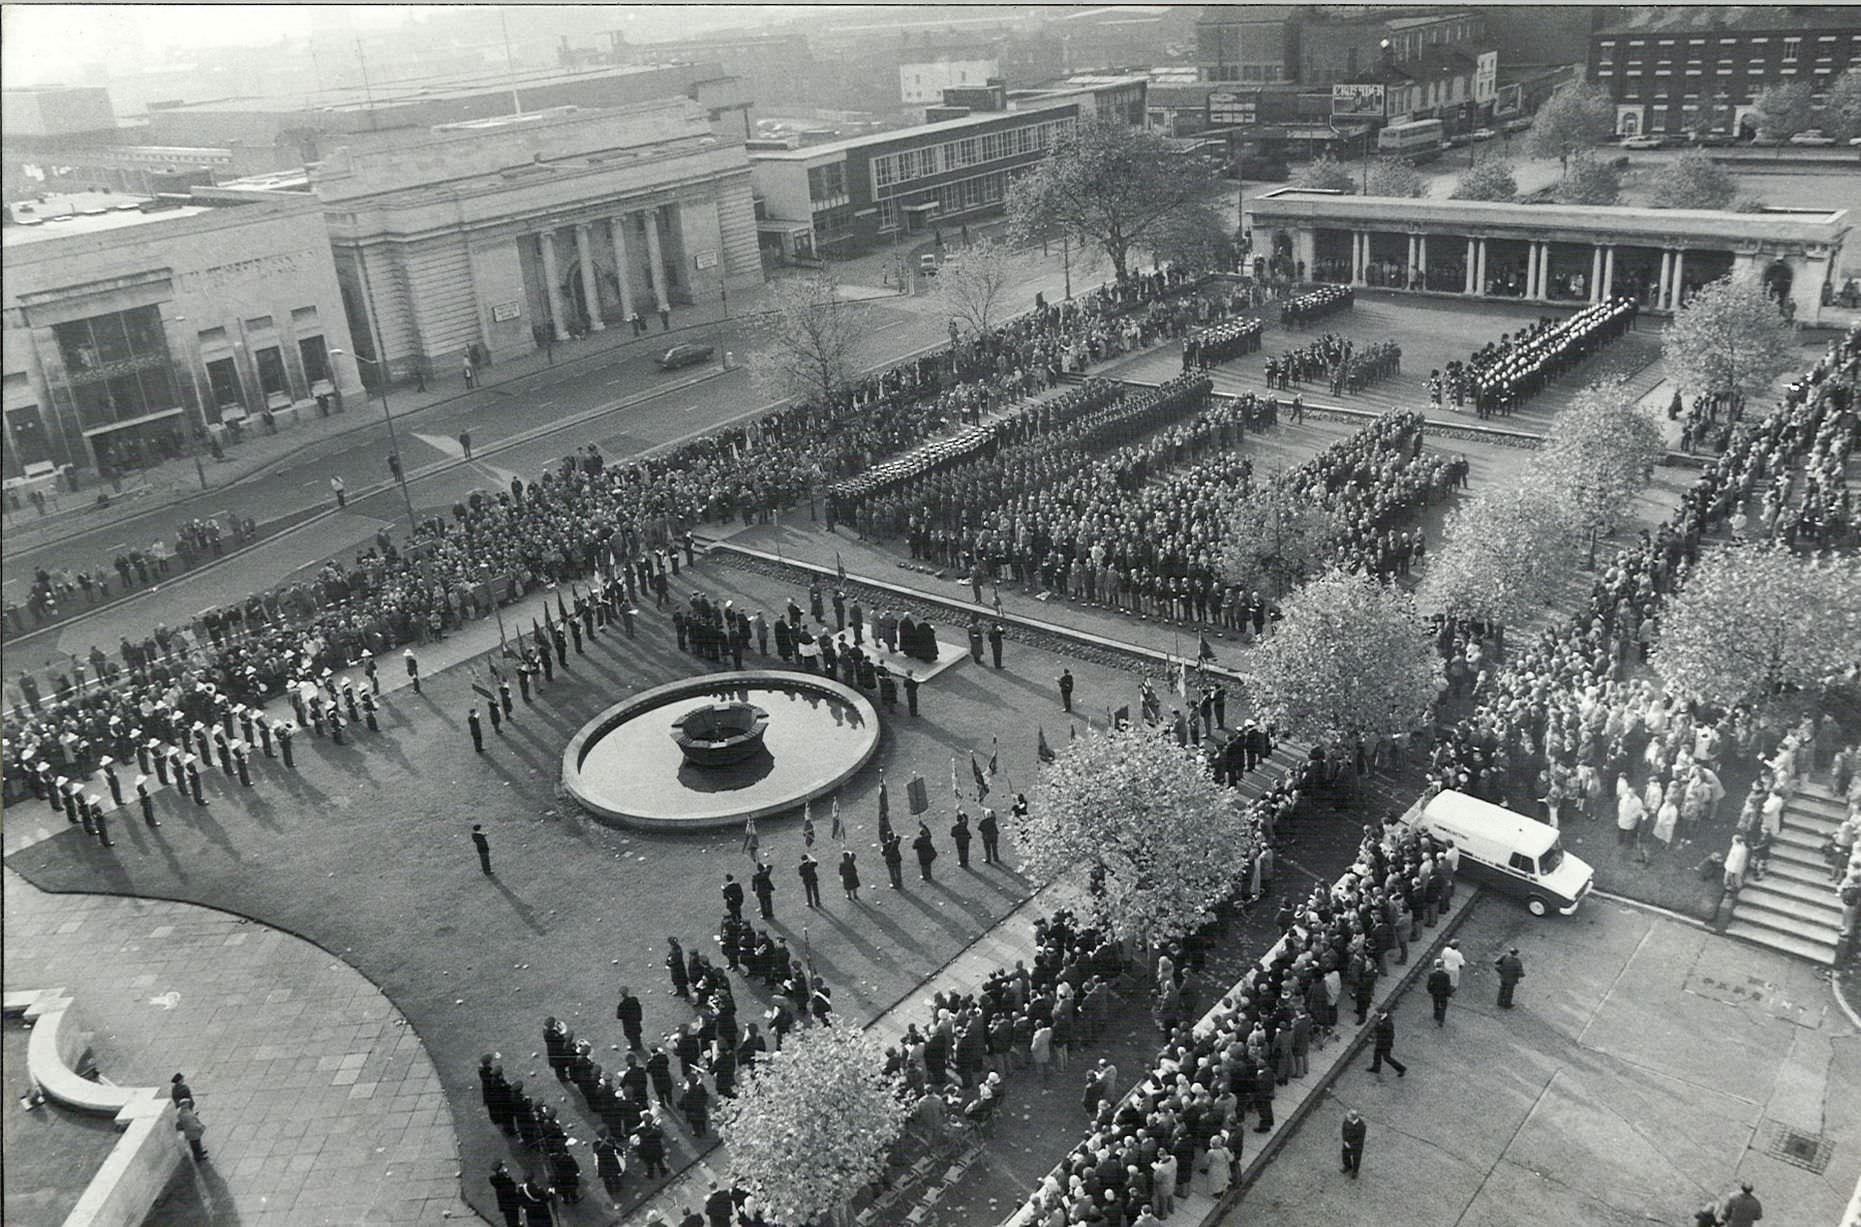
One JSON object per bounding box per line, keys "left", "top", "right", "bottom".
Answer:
{"left": 1248, "top": 188, "right": 1850, "bottom": 325}
{"left": 287, "top": 99, "right": 760, "bottom": 381}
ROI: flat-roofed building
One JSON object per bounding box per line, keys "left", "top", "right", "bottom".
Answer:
{"left": 2, "top": 194, "right": 360, "bottom": 480}
{"left": 1247, "top": 187, "right": 1850, "bottom": 323}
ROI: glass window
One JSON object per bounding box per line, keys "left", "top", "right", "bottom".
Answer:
{"left": 5, "top": 405, "right": 51, "bottom": 469}
{"left": 299, "top": 335, "right": 330, "bottom": 386}
{"left": 255, "top": 346, "right": 288, "bottom": 397}
{"left": 206, "top": 357, "right": 244, "bottom": 409}
{"left": 1507, "top": 852, "right": 1534, "bottom": 874}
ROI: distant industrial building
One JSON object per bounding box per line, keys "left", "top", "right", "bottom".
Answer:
{"left": 1195, "top": 6, "right": 1488, "bottom": 85}
{"left": 2, "top": 194, "right": 360, "bottom": 481}
{"left": 1588, "top": 6, "right": 1861, "bottom": 138}
{"left": 749, "top": 76, "right": 1146, "bottom": 261}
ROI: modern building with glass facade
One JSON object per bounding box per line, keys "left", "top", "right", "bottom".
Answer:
{"left": 2, "top": 195, "right": 360, "bottom": 480}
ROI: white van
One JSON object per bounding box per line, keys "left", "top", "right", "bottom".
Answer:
{"left": 1408, "top": 790, "right": 1594, "bottom": 917}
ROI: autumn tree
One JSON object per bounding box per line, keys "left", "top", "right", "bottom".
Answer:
{"left": 1364, "top": 157, "right": 1426, "bottom": 197}
{"left": 1419, "top": 483, "right": 1580, "bottom": 631}
{"left": 1018, "top": 725, "right": 1256, "bottom": 945}
{"left": 1218, "top": 481, "right": 1339, "bottom": 597}
{"left": 1527, "top": 78, "right": 1615, "bottom": 172}
{"left": 749, "top": 271, "right": 861, "bottom": 406}
{"left": 1751, "top": 80, "right": 1815, "bottom": 141}
{"left": 719, "top": 1025, "right": 912, "bottom": 1227}
{"left": 1005, "top": 116, "right": 1223, "bottom": 284}
{"left": 1536, "top": 379, "right": 1667, "bottom": 565}
{"left": 931, "top": 240, "right": 1021, "bottom": 338}
{"left": 1450, "top": 159, "right": 1518, "bottom": 202}
{"left": 1654, "top": 543, "right": 1861, "bottom": 709}
{"left": 1291, "top": 155, "right": 1357, "bottom": 193}
{"left": 1555, "top": 152, "right": 1621, "bottom": 206}
{"left": 1147, "top": 200, "right": 1241, "bottom": 276}
{"left": 1664, "top": 275, "right": 1797, "bottom": 404}
{"left": 1822, "top": 67, "right": 1861, "bottom": 141}
{"left": 1649, "top": 149, "right": 1736, "bottom": 210}
{"left": 1246, "top": 569, "right": 1441, "bottom": 749}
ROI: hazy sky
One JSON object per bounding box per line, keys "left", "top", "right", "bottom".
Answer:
{"left": 0, "top": 3, "right": 922, "bottom": 86}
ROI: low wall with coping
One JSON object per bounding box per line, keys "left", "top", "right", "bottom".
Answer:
{"left": 3, "top": 987, "right": 184, "bottom": 1227}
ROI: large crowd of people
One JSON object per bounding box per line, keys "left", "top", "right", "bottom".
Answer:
{"left": 1280, "top": 284, "right": 1354, "bottom": 328}
{"left": 1450, "top": 296, "right": 1639, "bottom": 418}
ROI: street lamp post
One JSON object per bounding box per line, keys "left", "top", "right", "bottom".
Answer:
{"left": 330, "top": 348, "right": 417, "bottom": 532}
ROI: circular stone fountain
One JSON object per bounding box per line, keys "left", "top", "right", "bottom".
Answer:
{"left": 562, "top": 672, "right": 880, "bottom": 830}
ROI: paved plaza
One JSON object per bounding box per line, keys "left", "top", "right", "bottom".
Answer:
{"left": 1233, "top": 893, "right": 1861, "bottom": 1227}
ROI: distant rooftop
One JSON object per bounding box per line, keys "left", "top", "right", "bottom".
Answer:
{"left": 1596, "top": 4, "right": 1861, "bottom": 35}
{"left": 140, "top": 61, "right": 718, "bottom": 118}
{"left": 2, "top": 194, "right": 209, "bottom": 247}
{"left": 750, "top": 97, "right": 1086, "bottom": 162}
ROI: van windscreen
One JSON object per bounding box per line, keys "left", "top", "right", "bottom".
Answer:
{"left": 1540, "top": 840, "right": 1564, "bottom": 876}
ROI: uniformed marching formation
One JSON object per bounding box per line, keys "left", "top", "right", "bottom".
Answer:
{"left": 1264, "top": 335, "right": 1401, "bottom": 396}
{"left": 1449, "top": 295, "right": 1639, "bottom": 418}
{"left": 1280, "top": 283, "right": 1355, "bottom": 327}
{"left": 1181, "top": 315, "right": 1264, "bottom": 371}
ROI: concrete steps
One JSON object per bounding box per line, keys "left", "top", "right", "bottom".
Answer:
{"left": 1723, "top": 919, "right": 1839, "bottom": 965}
{"left": 1727, "top": 773, "right": 1849, "bottom": 966}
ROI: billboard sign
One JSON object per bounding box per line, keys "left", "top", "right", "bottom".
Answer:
{"left": 1207, "top": 91, "right": 1256, "bottom": 127}
{"left": 1492, "top": 83, "right": 1522, "bottom": 120}
{"left": 1332, "top": 83, "right": 1386, "bottom": 119}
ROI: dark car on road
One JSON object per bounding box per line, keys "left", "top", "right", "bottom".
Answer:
{"left": 656, "top": 343, "right": 715, "bottom": 370}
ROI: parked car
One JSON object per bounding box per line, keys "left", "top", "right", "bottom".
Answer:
{"left": 1468, "top": 127, "right": 1497, "bottom": 142}
{"left": 655, "top": 343, "right": 715, "bottom": 370}
{"left": 1621, "top": 134, "right": 1664, "bottom": 149}
{"left": 1788, "top": 130, "right": 1836, "bottom": 146}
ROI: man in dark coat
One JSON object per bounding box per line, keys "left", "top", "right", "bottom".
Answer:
{"left": 988, "top": 622, "right": 1006, "bottom": 668}
{"left": 1340, "top": 1109, "right": 1367, "bottom": 1177}
{"left": 913, "top": 823, "right": 938, "bottom": 881}
{"left": 489, "top": 1161, "right": 523, "bottom": 1227}
{"left": 882, "top": 832, "right": 905, "bottom": 888}
{"left": 1495, "top": 948, "right": 1525, "bottom": 1008}
{"left": 1426, "top": 958, "right": 1454, "bottom": 1026}
{"left": 616, "top": 987, "right": 644, "bottom": 1051}
{"left": 798, "top": 852, "right": 822, "bottom": 908}
{"left": 1058, "top": 668, "right": 1074, "bottom": 712}
{"left": 751, "top": 863, "right": 775, "bottom": 919}
{"left": 1366, "top": 1009, "right": 1406, "bottom": 1077}
{"left": 950, "top": 812, "right": 973, "bottom": 868}
{"left": 722, "top": 874, "right": 745, "bottom": 921}
{"left": 978, "top": 808, "right": 1001, "bottom": 864}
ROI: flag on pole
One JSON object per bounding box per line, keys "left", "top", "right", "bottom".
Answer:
{"left": 1069, "top": 723, "right": 1077, "bottom": 742}
{"left": 907, "top": 774, "right": 930, "bottom": 816}
{"left": 831, "top": 796, "right": 844, "bottom": 842}
{"left": 802, "top": 801, "right": 815, "bottom": 848}
{"left": 1198, "top": 635, "right": 1215, "bottom": 662}
{"left": 950, "top": 755, "right": 960, "bottom": 804}
{"left": 558, "top": 590, "right": 570, "bottom": 622}
{"left": 743, "top": 813, "right": 759, "bottom": 858}
{"left": 1038, "top": 727, "right": 1055, "bottom": 763}
{"left": 1175, "top": 660, "right": 1189, "bottom": 697}
{"left": 878, "top": 777, "right": 895, "bottom": 842}
{"left": 971, "top": 752, "right": 989, "bottom": 802}
{"left": 1113, "top": 704, "right": 1131, "bottom": 728}
{"left": 835, "top": 551, "right": 847, "bottom": 582}
{"left": 988, "top": 737, "right": 999, "bottom": 778}
{"left": 544, "top": 599, "right": 555, "bottom": 628}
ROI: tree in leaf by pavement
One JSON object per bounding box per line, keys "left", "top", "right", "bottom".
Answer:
{"left": 1147, "top": 199, "right": 1241, "bottom": 277}
{"left": 1004, "top": 116, "right": 1222, "bottom": 285}
{"left": 1419, "top": 482, "right": 1580, "bottom": 632}
{"left": 1554, "top": 152, "right": 1620, "bottom": 206}
{"left": 1450, "top": 159, "right": 1518, "bottom": 202}
{"left": 1218, "top": 481, "right": 1339, "bottom": 598}
{"left": 1751, "top": 81, "right": 1816, "bottom": 141}
{"left": 931, "top": 240, "right": 1022, "bottom": 339}
{"left": 1664, "top": 275, "right": 1797, "bottom": 404}
{"left": 1649, "top": 149, "right": 1736, "bottom": 210}
{"left": 1822, "top": 68, "right": 1861, "bottom": 141}
{"left": 1364, "top": 157, "right": 1426, "bottom": 198}
{"left": 748, "top": 271, "right": 860, "bottom": 407}
{"left": 718, "top": 1024, "right": 912, "bottom": 1227}
{"left": 1291, "top": 155, "right": 1357, "bottom": 193}
{"left": 1245, "top": 569, "right": 1441, "bottom": 749}
{"left": 1654, "top": 543, "right": 1861, "bottom": 710}
{"left": 1536, "top": 378, "right": 1667, "bottom": 566}
{"left": 1526, "top": 79, "right": 1615, "bottom": 173}
{"left": 1017, "top": 724, "right": 1256, "bottom": 946}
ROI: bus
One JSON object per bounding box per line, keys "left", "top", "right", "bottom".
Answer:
{"left": 1377, "top": 118, "right": 1445, "bottom": 163}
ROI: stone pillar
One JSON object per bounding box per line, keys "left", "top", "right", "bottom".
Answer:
{"left": 1351, "top": 231, "right": 1367, "bottom": 285}
{"left": 644, "top": 208, "right": 671, "bottom": 313}
{"left": 1602, "top": 245, "right": 1616, "bottom": 298}
{"left": 574, "top": 223, "right": 604, "bottom": 332}
{"left": 1590, "top": 246, "right": 1605, "bottom": 303}
{"left": 539, "top": 230, "right": 570, "bottom": 342}
{"left": 608, "top": 214, "right": 637, "bottom": 322}
{"left": 1657, "top": 250, "right": 1673, "bottom": 310}
{"left": 1416, "top": 234, "right": 1428, "bottom": 288}
{"left": 1670, "top": 248, "right": 1687, "bottom": 310}
{"left": 1464, "top": 237, "right": 1477, "bottom": 294}
{"left": 1523, "top": 243, "right": 1538, "bottom": 299}
{"left": 1475, "top": 239, "right": 1488, "bottom": 294}
{"left": 1536, "top": 243, "right": 1551, "bottom": 299}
